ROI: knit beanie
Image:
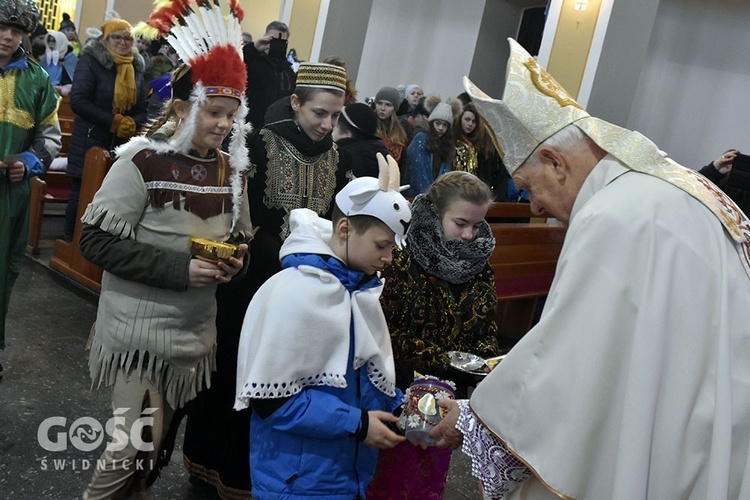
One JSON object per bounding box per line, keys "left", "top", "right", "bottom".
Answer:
{"left": 340, "top": 102, "right": 379, "bottom": 138}
{"left": 404, "top": 84, "right": 422, "bottom": 98}
{"left": 59, "top": 12, "right": 75, "bottom": 31}
{"left": 101, "top": 18, "right": 132, "bottom": 39}
{"left": 428, "top": 102, "right": 453, "bottom": 123}
{"left": 31, "top": 22, "right": 47, "bottom": 39}
{"left": 375, "top": 86, "right": 401, "bottom": 109}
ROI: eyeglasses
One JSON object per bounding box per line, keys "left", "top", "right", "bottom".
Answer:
{"left": 109, "top": 35, "right": 134, "bottom": 44}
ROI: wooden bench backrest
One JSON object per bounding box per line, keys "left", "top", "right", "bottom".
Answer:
{"left": 491, "top": 223, "right": 565, "bottom": 299}
{"left": 57, "top": 95, "right": 74, "bottom": 156}
{"left": 485, "top": 203, "right": 566, "bottom": 345}
{"left": 486, "top": 202, "right": 541, "bottom": 222}
{"left": 50, "top": 146, "right": 116, "bottom": 293}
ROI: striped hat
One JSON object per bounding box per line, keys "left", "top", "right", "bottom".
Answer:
{"left": 295, "top": 62, "right": 347, "bottom": 93}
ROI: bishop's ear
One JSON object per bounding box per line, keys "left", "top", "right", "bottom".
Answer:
{"left": 537, "top": 146, "right": 569, "bottom": 184}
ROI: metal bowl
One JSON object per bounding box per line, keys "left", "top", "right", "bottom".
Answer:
{"left": 443, "top": 351, "right": 489, "bottom": 376}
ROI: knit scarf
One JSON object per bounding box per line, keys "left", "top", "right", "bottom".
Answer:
{"left": 107, "top": 48, "right": 136, "bottom": 114}
{"left": 408, "top": 194, "right": 496, "bottom": 284}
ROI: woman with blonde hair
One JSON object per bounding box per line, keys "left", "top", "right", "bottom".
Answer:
{"left": 367, "top": 170, "right": 499, "bottom": 499}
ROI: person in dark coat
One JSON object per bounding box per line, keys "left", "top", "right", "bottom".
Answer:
{"left": 242, "top": 21, "right": 296, "bottom": 129}
{"left": 64, "top": 18, "right": 147, "bottom": 241}
{"left": 332, "top": 102, "right": 389, "bottom": 195}
{"left": 699, "top": 149, "right": 750, "bottom": 216}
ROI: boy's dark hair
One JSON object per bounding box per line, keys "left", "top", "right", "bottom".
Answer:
{"left": 331, "top": 204, "right": 388, "bottom": 234}
{"left": 336, "top": 116, "right": 369, "bottom": 141}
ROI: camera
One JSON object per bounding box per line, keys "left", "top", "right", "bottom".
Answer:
{"left": 268, "top": 35, "right": 288, "bottom": 60}
{"left": 728, "top": 153, "right": 750, "bottom": 190}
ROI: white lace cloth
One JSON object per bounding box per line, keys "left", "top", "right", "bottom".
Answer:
{"left": 457, "top": 400, "right": 532, "bottom": 499}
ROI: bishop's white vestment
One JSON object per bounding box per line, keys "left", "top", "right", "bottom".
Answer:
{"left": 468, "top": 155, "right": 750, "bottom": 499}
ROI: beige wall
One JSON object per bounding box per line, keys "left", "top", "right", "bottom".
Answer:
{"left": 287, "top": 0, "right": 321, "bottom": 62}
{"left": 546, "top": 0, "right": 602, "bottom": 98}
{"left": 77, "top": 0, "right": 282, "bottom": 42}
{"left": 77, "top": 1, "right": 107, "bottom": 42}
{"left": 112, "top": 0, "right": 152, "bottom": 29}
{"left": 243, "top": 0, "right": 283, "bottom": 40}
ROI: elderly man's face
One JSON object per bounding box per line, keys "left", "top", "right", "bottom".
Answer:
{"left": 512, "top": 153, "right": 579, "bottom": 226}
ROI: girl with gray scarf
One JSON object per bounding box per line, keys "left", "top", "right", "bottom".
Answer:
{"left": 367, "top": 171, "right": 500, "bottom": 499}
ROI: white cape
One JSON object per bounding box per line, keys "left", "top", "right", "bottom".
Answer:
{"left": 234, "top": 209, "right": 396, "bottom": 409}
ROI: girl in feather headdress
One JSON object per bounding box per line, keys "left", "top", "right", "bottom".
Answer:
{"left": 79, "top": 1, "right": 252, "bottom": 498}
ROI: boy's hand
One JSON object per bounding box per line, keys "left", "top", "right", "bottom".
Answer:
{"left": 216, "top": 243, "right": 248, "bottom": 283}
{"left": 363, "top": 411, "right": 407, "bottom": 450}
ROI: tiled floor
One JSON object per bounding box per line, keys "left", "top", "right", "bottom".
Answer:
{"left": 0, "top": 215, "right": 480, "bottom": 499}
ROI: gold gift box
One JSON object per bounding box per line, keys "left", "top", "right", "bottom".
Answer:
{"left": 189, "top": 238, "right": 240, "bottom": 263}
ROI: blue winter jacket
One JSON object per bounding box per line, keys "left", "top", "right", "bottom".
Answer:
{"left": 403, "top": 131, "right": 451, "bottom": 197}
{"left": 249, "top": 253, "right": 403, "bottom": 499}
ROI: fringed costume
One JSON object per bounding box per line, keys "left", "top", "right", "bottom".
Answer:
{"left": 80, "top": 0, "right": 251, "bottom": 497}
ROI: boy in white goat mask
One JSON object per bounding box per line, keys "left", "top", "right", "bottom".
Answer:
{"left": 235, "top": 153, "right": 411, "bottom": 499}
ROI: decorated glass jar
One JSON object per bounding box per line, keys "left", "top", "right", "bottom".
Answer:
{"left": 400, "top": 375, "right": 456, "bottom": 446}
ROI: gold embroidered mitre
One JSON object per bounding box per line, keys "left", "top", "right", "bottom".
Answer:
{"left": 464, "top": 38, "right": 750, "bottom": 256}
{"left": 464, "top": 38, "right": 589, "bottom": 174}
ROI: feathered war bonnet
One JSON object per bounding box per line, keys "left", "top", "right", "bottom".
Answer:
{"left": 131, "top": 0, "right": 250, "bottom": 231}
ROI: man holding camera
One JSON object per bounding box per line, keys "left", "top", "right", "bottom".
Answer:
{"left": 243, "top": 21, "right": 296, "bottom": 129}
{"left": 699, "top": 149, "right": 750, "bottom": 216}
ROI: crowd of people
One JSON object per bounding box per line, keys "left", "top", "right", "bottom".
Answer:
{"left": 3, "top": 0, "right": 750, "bottom": 499}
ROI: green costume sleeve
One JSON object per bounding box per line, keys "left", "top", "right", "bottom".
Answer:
{"left": 79, "top": 224, "right": 191, "bottom": 291}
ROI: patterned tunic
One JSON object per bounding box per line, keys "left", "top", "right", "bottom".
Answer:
{"left": 381, "top": 246, "right": 499, "bottom": 392}
{"left": 251, "top": 129, "right": 338, "bottom": 241}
